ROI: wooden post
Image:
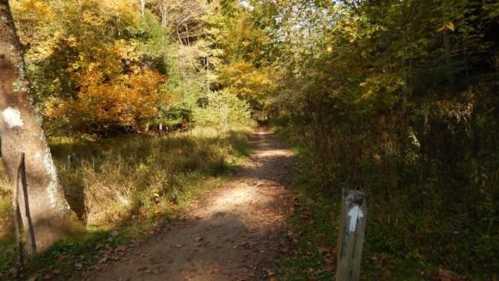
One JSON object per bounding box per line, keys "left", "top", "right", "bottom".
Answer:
{"left": 13, "top": 153, "right": 38, "bottom": 279}
{"left": 18, "top": 153, "right": 37, "bottom": 255}
{"left": 13, "top": 156, "right": 24, "bottom": 279}
{"left": 336, "top": 189, "right": 367, "bottom": 281}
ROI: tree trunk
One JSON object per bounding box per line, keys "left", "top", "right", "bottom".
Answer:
{"left": 139, "top": 0, "right": 145, "bottom": 17}
{"left": 160, "top": 1, "right": 167, "bottom": 27}
{"left": 0, "top": 0, "right": 72, "bottom": 254}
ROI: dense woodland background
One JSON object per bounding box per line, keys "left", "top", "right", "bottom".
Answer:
{"left": 0, "top": 0, "right": 498, "bottom": 280}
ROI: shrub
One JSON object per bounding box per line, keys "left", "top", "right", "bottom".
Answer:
{"left": 193, "top": 90, "right": 254, "bottom": 132}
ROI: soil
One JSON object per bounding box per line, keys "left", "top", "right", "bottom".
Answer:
{"left": 83, "top": 129, "right": 295, "bottom": 281}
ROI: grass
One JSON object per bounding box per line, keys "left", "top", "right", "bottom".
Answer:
{"left": 276, "top": 155, "right": 436, "bottom": 281}
{"left": 277, "top": 185, "right": 338, "bottom": 281}
{"left": 0, "top": 127, "right": 253, "bottom": 280}
{"left": 273, "top": 130, "right": 340, "bottom": 281}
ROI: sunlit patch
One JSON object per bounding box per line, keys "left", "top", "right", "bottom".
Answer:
{"left": 212, "top": 186, "right": 258, "bottom": 210}
{"left": 257, "top": 149, "right": 294, "bottom": 158}
{"left": 255, "top": 130, "right": 273, "bottom": 136}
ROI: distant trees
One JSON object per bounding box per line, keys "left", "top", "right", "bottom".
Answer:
{"left": 12, "top": 0, "right": 168, "bottom": 134}
{"left": 10, "top": 0, "right": 259, "bottom": 136}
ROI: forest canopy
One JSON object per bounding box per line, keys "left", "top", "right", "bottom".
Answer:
{"left": 11, "top": 0, "right": 271, "bottom": 135}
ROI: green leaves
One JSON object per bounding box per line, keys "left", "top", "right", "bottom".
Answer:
{"left": 266, "top": 0, "right": 499, "bottom": 279}
{"left": 193, "top": 90, "right": 254, "bottom": 131}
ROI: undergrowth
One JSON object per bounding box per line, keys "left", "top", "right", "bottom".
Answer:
{"left": 276, "top": 128, "right": 499, "bottom": 281}
{"left": 0, "top": 127, "right": 252, "bottom": 280}
{"left": 277, "top": 181, "right": 338, "bottom": 281}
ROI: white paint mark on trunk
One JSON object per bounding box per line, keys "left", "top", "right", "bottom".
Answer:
{"left": 347, "top": 205, "right": 364, "bottom": 233}
{"left": 2, "top": 106, "right": 24, "bottom": 128}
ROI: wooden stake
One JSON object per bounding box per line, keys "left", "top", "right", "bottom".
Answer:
{"left": 336, "top": 189, "right": 367, "bottom": 281}
{"left": 18, "top": 153, "right": 37, "bottom": 255}
{"left": 13, "top": 157, "right": 24, "bottom": 279}
{"left": 13, "top": 152, "right": 37, "bottom": 277}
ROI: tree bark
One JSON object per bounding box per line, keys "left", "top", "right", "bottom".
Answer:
{"left": 0, "top": 0, "right": 72, "bottom": 254}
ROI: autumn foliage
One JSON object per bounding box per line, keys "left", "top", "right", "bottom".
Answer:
{"left": 46, "top": 69, "right": 165, "bottom": 133}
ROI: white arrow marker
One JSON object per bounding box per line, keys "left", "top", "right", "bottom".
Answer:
{"left": 347, "top": 205, "right": 364, "bottom": 233}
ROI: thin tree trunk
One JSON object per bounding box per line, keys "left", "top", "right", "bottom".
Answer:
{"left": 0, "top": 0, "right": 72, "bottom": 254}
{"left": 139, "top": 0, "right": 145, "bottom": 17}
{"left": 160, "top": 1, "right": 167, "bottom": 27}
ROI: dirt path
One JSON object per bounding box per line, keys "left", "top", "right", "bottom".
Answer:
{"left": 85, "top": 129, "right": 295, "bottom": 281}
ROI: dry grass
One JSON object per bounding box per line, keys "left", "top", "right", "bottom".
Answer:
{"left": 0, "top": 127, "right": 251, "bottom": 252}
{"left": 54, "top": 127, "right": 251, "bottom": 227}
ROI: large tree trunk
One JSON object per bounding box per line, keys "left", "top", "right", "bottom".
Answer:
{"left": 0, "top": 0, "right": 72, "bottom": 254}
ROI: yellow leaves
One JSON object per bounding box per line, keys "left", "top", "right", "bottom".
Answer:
{"left": 16, "top": 0, "right": 162, "bottom": 133}
{"left": 219, "top": 62, "right": 279, "bottom": 101}
{"left": 43, "top": 97, "right": 67, "bottom": 121}
{"left": 12, "top": 0, "right": 173, "bottom": 134}
{"left": 93, "top": 0, "right": 140, "bottom": 27}
{"left": 100, "top": 0, "right": 138, "bottom": 17}
{"left": 66, "top": 35, "right": 78, "bottom": 48}
{"left": 447, "top": 21, "right": 455, "bottom": 31}
{"left": 12, "top": 0, "right": 55, "bottom": 23}
{"left": 77, "top": 0, "right": 139, "bottom": 27}
{"left": 82, "top": 9, "right": 105, "bottom": 26}
{"left": 11, "top": 0, "right": 57, "bottom": 48}
{"left": 334, "top": 14, "right": 362, "bottom": 43}
{"left": 113, "top": 40, "right": 139, "bottom": 61}
{"left": 437, "top": 21, "right": 456, "bottom": 32}
{"left": 220, "top": 12, "right": 271, "bottom": 62}
{"left": 48, "top": 70, "right": 166, "bottom": 131}
{"left": 80, "top": 70, "right": 164, "bottom": 126}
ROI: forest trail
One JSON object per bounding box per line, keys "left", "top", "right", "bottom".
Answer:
{"left": 84, "top": 129, "right": 295, "bottom": 281}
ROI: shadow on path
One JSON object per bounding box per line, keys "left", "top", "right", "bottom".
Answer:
{"left": 82, "top": 129, "right": 295, "bottom": 281}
